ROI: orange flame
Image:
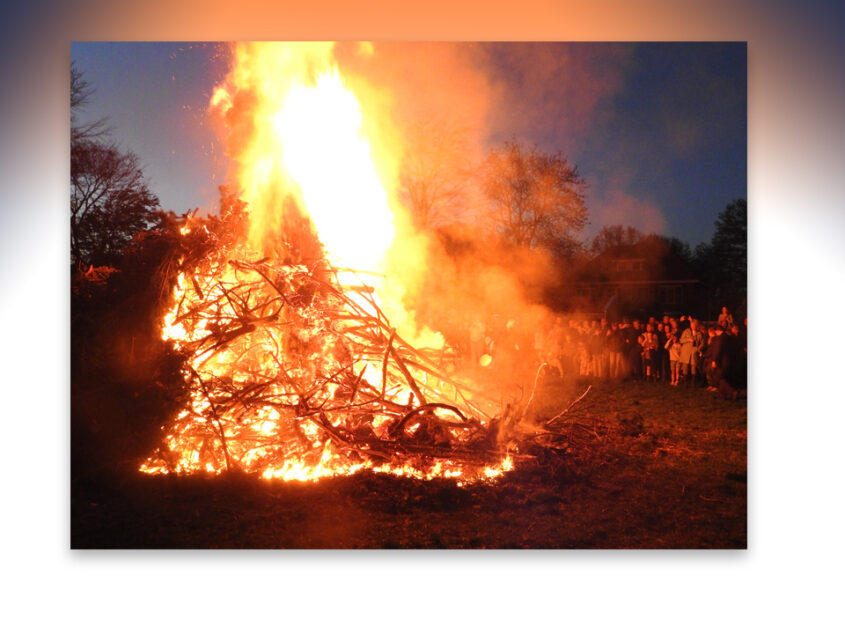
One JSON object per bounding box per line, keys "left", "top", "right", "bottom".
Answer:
{"left": 141, "top": 43, "right": 511, "bottom": 483}
{"left": 213, "top": 44, "right": 396, "bottom": 273}
{"left": 211, "top": 43, "right": 440, "bottom": 347}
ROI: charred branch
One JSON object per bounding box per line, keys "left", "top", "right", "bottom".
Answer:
{"left": 145, "top": 236, "right": 583, "bottom": 480}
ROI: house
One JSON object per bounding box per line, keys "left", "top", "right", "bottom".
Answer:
{"left": 574, "top": 238, "right": 702, "bottom": 319}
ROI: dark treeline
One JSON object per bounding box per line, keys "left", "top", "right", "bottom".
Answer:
{"left": 561, "top": 200, "right": 747, "bottom": 322}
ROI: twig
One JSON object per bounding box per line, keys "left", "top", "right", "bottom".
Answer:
{"left": 387, "top": 344, "right": 427, "bottom": 407}
{"left": 520, "top": 363, "right": 547, "bottom": 421}
{"left": 545, "top": 385, "right": 592, "bottom": 426}
{"left": 189, "top": 367, "right": 233, "bottom": 471}
{"left": 395, "top": 402, "right": 472, "bottom": 435}
{"left": 381, "top": 329, "right": 396, "bottom": 399}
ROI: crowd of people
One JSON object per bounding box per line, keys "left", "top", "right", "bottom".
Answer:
{"left": 533, "top": 306, "right": 747, "bottom": 400}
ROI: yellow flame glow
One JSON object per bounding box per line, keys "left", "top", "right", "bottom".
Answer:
{"left": 139, "top": 42, "right": 510, "bottom": 483}
{"left": 212, "top": 43, "right": 395, "bottom": 274}
{"left": 272, "top": 70, "right": 395, "bottom": 273}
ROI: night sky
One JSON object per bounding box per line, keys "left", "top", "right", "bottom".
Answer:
{"left": 70, "top": 41, "right": 745, "bottom": 249}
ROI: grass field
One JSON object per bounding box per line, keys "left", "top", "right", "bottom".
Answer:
{"left": 71, "top": 377, "right": 746, "bottom": 549}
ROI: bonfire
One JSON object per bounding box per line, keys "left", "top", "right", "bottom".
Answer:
{"left": 140, "top": 42, "right": 595, "bottom": 484}
{"left": 140, "top": 43, "right": 518, "bottom": 483}
{"left": 141, "top": 216, "right": 532, "bottom": 482}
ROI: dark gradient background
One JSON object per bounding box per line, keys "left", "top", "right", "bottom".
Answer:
{"left": 2, "top": 1, "right": 842, "bottom": 631}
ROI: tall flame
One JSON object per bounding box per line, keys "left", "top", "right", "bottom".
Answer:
{"left": 272, "top": 69, "right": 395, "bottom": 273}
{"left": 140, "top": 42, "right": 510, "bottom": 482}
{"left": 211, "top": 42, "right": 441, "bottom": 347}
{"left": 212, "top": 43, "right": 393, "bottom": 274}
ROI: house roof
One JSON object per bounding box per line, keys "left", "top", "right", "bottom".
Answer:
{"left": 580, "top": 239, "right": 697, "bottom": 284}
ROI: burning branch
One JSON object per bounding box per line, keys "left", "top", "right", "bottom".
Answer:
{"left": 143, "top": 237, "right": 525, "bottom": 482}
{"left": 139, "top": 42, "right": 597, "bottom": 483}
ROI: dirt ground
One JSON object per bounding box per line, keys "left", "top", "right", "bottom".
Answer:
{"left": 71, "top": 378, "right": 746, "bottom": 549}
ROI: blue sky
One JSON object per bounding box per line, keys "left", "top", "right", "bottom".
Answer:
{"left": 71, "top": 41, "right": 746, "bottom": 247}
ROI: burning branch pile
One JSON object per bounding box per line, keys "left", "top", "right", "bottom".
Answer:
{"left": 140, "top": 43, "right": 594, "bottom": 484}
{"left": 141, "top": 224, "right": 522, "bottom": 482}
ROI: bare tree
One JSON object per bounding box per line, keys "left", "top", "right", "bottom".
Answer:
{"left": 71, "top": 62, "right": 109, "bottom": 145}
{"left": 589, "top": 224, "right": 644, "bottom": 254}
{"left": 398, "top": 120, "right": 472, "bottom": 229}
{"left": 71, "top": 64, "right": 159, "bottom": 267}
{"left": 483, "top": 140, "right": 587, "bottom": 252}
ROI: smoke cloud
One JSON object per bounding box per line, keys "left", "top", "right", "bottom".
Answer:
{"left": 334, "top": 43, "right": 594, "bottom": 396}
{"left": 209, "top": 42, "right": 689, "bottom": 399}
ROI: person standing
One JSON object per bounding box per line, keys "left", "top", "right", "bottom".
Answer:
{"left": 656, "top": 322, "right": 669, "bottom": 381}
{"left": 619, "top": 318, "right": 636, "bottom": 379}
{"left": 702, "top": 325, "right": 718, "bottom": 391}
{"left": 638, "top": 323, "right": 659, "bottom": 381}
{"left": 679, "top": 318, "right": 705, "bottom": 387}
{"left": 665, "top": 328, "right": 682, "bottom": 386}
{"left": 539, "top": 316, "right": 566, "bottom": 378}
{"left": 631, "top": 319, "right": 644, "bottom": 379}
{"left": 468, "top": 318, "right": 486, "bottom": 366}
{"left": 708, "top": 324, "right": 739, "bottom": 399}
{"left": 718, "top": 306, "right": 735, "bottom": 330}
{"left": 608, "top": 322, "right": 624, "bottom": 379}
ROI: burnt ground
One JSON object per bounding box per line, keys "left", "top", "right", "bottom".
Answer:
{"left": 71, "top": 378, "right": 746, "bottom": 549}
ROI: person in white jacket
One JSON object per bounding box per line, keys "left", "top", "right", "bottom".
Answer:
{"left": 679, "top": 318, "right": 705, "bottom": 386}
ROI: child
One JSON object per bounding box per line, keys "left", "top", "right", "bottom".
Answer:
{"left": 665, "top": 329, "right": 682, "bottom": 386}
{"left": 638, "top": 324, "right": 659, "bottom": 380}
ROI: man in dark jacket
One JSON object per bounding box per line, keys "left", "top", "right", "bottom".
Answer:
{"left": 619, "top": 318, "right": 638, "bottom": 379}
{"left": 707, "top": 324, "right": 739, "bottom": 400}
